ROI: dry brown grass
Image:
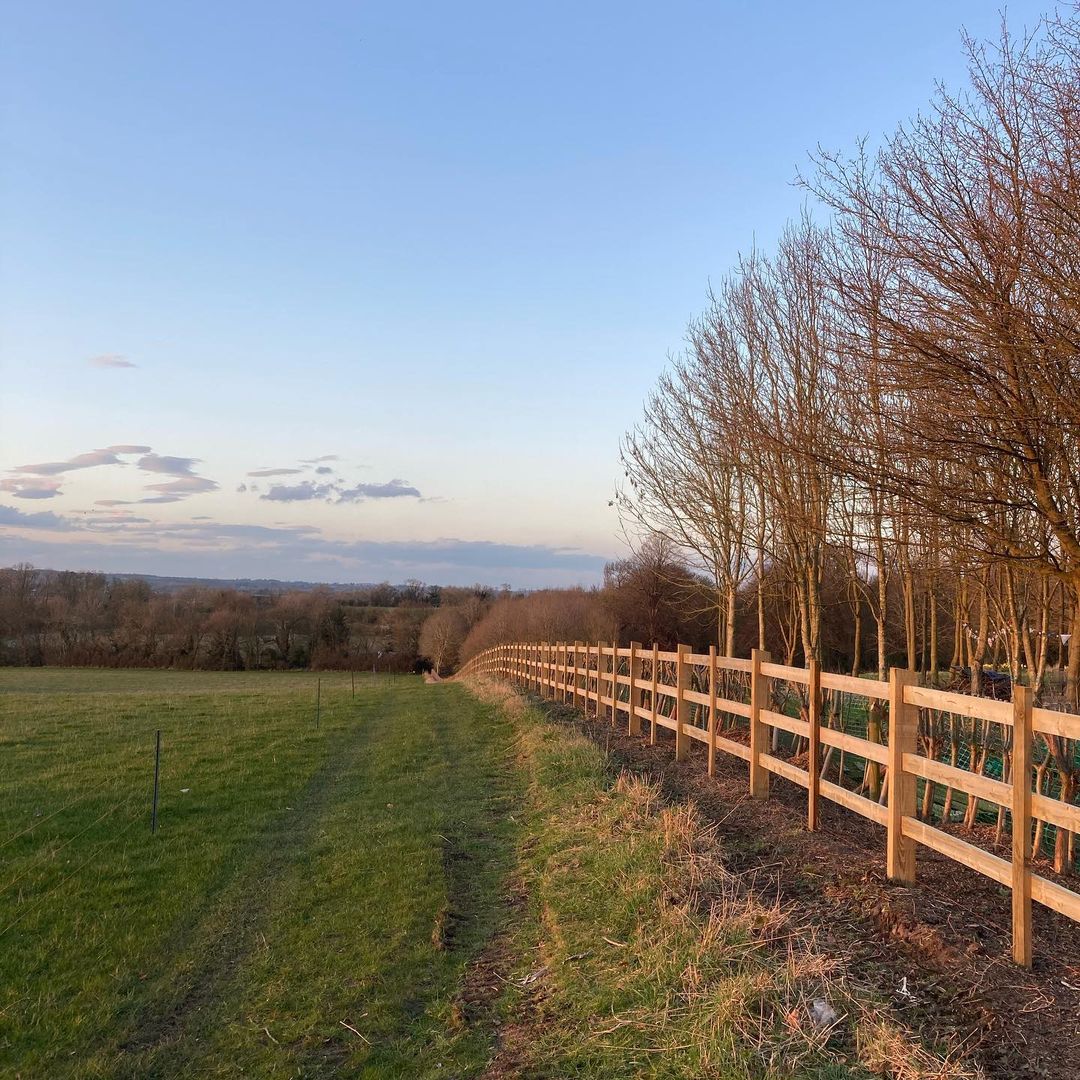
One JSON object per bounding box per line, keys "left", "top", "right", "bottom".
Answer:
{"left": 458, "top": 676, "right": 982, "bottom": 1079}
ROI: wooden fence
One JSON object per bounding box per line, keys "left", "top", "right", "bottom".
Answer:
{"left": 458, "top": 640, "right": 1080, "bottom": 966}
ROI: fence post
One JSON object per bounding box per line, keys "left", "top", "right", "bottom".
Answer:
{"left": 1011, "top": 683, "right": 1033, "bottom": 967}
{"left": 592, "top": 641, "right": 598, "bottom": 720}
{"left": 807, "top": 658, "right": 821, "bottom": 831}
{"left": 675, "top": 643, "right": 691, "bottom": 761}
{"left": 650, "top": 643, "right": 659, "bottom": 746}
{"left": 599, "top": 642, "right": 605, "bottom": 720}
{"left": 749, "top": 648, "right": 771, "bottom": 798}
{"left": 574, "top": 641, "right": 583, "bottom": 711}
{"left": 592, "top": 642, "right": 598, "bottom": 717}
{"left": 151, "top": 729, "right": 161, "bottom": 833}
{"left": 628, "top": 642, "right": 642, "bottom": 736}
{"left": 589, "top": 642, "right": 596, "bottom": 716}
{"left": 610, "top": 643, "right": 618, "bottom": 725}
{"left": 707, "top": 645, "right": 718, "bottom": 777}
{"left": 613, "top": 639, "right": 622, "bottom": 725}
{"left": 887, "top": 667, "right": 919, "bottom": 882}
{"left": 601, "top": 641, "right": 611, "bottom": 725}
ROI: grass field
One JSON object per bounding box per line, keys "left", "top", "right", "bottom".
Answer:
{"left": 0, "top": 670, "right": 520, "bottom": 1078}
{"left": 1, "top": 668, "right": 965, "bottom": 1079}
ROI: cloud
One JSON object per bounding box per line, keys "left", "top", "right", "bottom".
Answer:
{"left": 0, "top": 506, "right": 611, "bottom": 587}
{"left": 262, "top": 481, "right": 333, "bottom": 502}
{"left": 89, "top": 354, "right": 137, "bottom": 369}
{"left": 89, "top": 512, "right": 152, "bottom": 525}
{"left": 336, "top": 479, "right": 421, "bottom": 501}
{"left": 300, "top": 455, "right": 340, "bottom": 463}
{"left": 13, "top": 449, "right": 122, "bottom": 476}
{"left": 236, "top": 483, "right": 248, "bottom": 493}
{"left": 144, "top": 476, "right": 219, "bottom": 496}
{"left": 0, "top": 504, "right": 72, "bottom": 530}
{"left": 260, "top": 477, "right": 422, "bottom": 503}
{"left": 137, "top": 454, "right": 200, "bottom": 477}
{"left": 247, "top": 467, "right": 303, "bottom": 477}
{"left": 5, "top": 446, "right": 153, "bottom": 500}
{"left": 0, "top": 478, "right": 63, "bottom": 500}
{"left": 314, "top": 466, "right": 334, "bottom": 475}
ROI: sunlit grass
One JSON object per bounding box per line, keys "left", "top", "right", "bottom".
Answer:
{"left": 0, "top": 669, "right": 519, "bottom": 1078}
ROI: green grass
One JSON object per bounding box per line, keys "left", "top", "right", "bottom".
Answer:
{"left": 0, "top": 669, "right": 965, "bottom": 1079}
{"left": 0, "top": 669, "right": 520, "bottom": 1078}
{"left": 469, "top": 682, "right": 969, "bottom": 1080}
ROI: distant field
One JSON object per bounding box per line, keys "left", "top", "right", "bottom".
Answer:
{"left": 0, "top": 669, "right": 519, "bottom": 1077}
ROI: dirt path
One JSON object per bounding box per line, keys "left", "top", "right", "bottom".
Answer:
{"left": 540, "top": 696, "right": 1080, "bottom": 1080}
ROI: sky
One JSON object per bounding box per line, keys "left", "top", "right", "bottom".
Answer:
{"left": 0, "top": 0, "right": 1055, "bottom": 588}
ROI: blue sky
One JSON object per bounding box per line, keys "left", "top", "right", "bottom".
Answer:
{"left": 0, "top": 0, "right": 1053, "bottom": 587}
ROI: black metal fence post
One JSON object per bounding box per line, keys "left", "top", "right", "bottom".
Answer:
{"left": 151, "top": 729, "right": 161, "bottom": 834}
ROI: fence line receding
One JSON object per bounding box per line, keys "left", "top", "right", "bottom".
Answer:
{"left": 458, "top": 640, "right": 1080, "bottom": 968}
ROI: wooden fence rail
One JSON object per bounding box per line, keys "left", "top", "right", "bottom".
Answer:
{"left": 457, "top": 640, "right": 1080, "bottom": 967}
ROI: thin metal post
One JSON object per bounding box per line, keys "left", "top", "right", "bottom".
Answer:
{"left": 316, "top": 677, "right": 321, "bottom": 729}
{"left": 151, "top": 729, "right": 161, "bottom": 834}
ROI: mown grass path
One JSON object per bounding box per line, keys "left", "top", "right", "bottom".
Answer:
{"left": 0, "top": 671, "right": 520, "bottom": 1078}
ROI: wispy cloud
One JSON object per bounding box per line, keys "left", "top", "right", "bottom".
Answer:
{"left": 13, "top": 449, "right": 123, "bottom": 476}
{"left": 0, "top": 504, "right": 72, "bottom": 530}
{"left": 0, "top": 504, "right": 610, "bottom": 587}
{"left": 137, "top": 454, "right": 200, "bottom": 477}
{"left": 0, "top": 478, "right": 64, "bottom": 500}
{"left": 89, "top": 354, "right": 137, "bottom": 369}
{"left": 144, "top": 476, "right": 219, "bottom": 496}
{"left": 247, "top": 467, "right": 304, "bottom": 477}
{"left": 300, "top": 455, "right": 340, "bottom": 464}
{"left": 260, "top": 477, "right": 422, "bottom": 503}
{"left": 262, "top": 481, "right": 332, "bottom": 502}
{"left": 337, "top": 479, "right": 421, "bottom": 501}
{"left": 8, "top": 446, "right": 220, "bottom": 505}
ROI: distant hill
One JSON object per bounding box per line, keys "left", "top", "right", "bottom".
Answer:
{"left": 39, "top": 569, "right": 381, "bottom": 595}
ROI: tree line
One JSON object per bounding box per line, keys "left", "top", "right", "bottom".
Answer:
{"left": 614, "top": 14, "right": 1080, "bottom": 708}
{"left": 0, "top": 564, "right": 496, "bottom": 672}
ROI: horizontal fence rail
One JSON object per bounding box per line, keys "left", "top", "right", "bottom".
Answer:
{"left": 457, "top": 640, "right": 1080, "bottom": 967}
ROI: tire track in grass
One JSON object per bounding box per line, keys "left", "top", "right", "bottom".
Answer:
{"left": 103, "top": 714, "right": 373, "bottom": 1076}
{"left": 99, "top": 683, "right": 522, "bottom": 1079}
